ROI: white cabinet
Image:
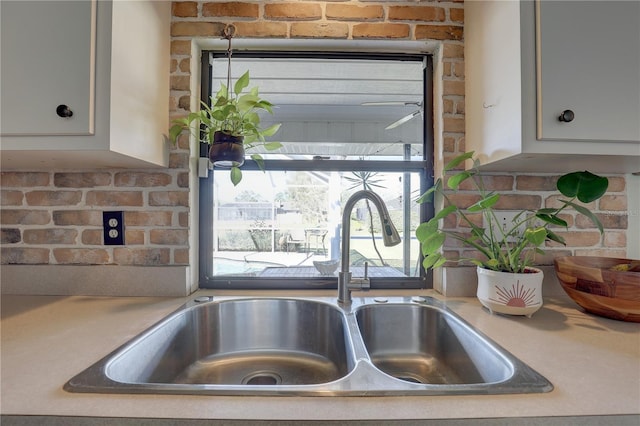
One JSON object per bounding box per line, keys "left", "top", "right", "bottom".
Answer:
{"left": 0, "top": 0, "right": 170, "bottom": 169}
{"left": 465, "top": 0, "right": 640, "bottom": 173}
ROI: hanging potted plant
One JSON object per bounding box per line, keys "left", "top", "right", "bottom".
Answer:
{"left": 169, "top": 25, "right": 281, "bottom": 186}
{"left": 169, "top": 70, "right": 281, "bottom": 185}
{"left": 416, "top": 151, "right": 609, "bottom": 317}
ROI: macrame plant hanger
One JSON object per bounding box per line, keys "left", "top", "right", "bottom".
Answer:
{"left": 223, "top": 24, "right": 235, "bottom": 101}
{"left": 209, "top": 24, "right": 245, "bottom": 168}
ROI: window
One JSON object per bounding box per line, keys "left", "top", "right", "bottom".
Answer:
{"left": 199, "top": 52, "right": 434, "bottom": 289}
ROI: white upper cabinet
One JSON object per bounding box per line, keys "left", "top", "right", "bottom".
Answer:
{"left": 465, "top": 0, "right": 640, "bottom": 173}
{"left": 0, "top": 0, "right": 170, "bottom": 169}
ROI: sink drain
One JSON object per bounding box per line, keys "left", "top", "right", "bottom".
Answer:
{"left": 242, "top": 371, "right": 282, "bottom": 386}
{"left": 395, "top": 374, "right": 424, "bottom": 384}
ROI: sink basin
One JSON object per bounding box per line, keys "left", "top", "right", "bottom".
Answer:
{"left": 65, "top": 296, "right": 552, "bottom": 396}
{"left": 355, "top": 303, "right": 512, "bottom": 385}
{"left": 67, "top": 298, "right": 355, "bottom": 394}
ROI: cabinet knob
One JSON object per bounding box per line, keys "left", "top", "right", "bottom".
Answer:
{"left": 56, "top": 104, "right": 73, "bottom": 118}
{"left": 558, "top": 109, "right": 575, "bottom": 123}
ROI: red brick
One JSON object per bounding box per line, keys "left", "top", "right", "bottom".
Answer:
{"left": 171, "top": 40, "right": 191, "bottom": 56}
{"left": 124, "top": 230, "right": 145, "bottom": 245}
{"left": 125, "top": 211, "right": 173, "bottom": 226}
{"left": 150, "top": 229, "right": 189, "bottom": 245}
{"left": 443, "top": 117, "right": 464, "bottom": 133}
{"left": 53, "top": 210, "right": 102, "bottom": 226}
{"left": 174, "top": 248, "right": 190, "bottom": 264}
{"left": 0, "top": 172, "right": 49, "bottom": 187}
{"left": 443, "top": 80, "right": 464, "bottom": 96}
{"left": 171, "top": 22, "right": 226, "bottom": 37}
{"left": 233, "top": 21, "right": 288, "bottom": 38}
{"left": 493, "top": 194, "right": 542, "bottom": 210}
{"left": 202, "top": 2, "right": 259, "bottom": 18}
{"left": 86, "top": 191, "right": 143, "bottom": 207}
{"left": 1, "top": 190, "right": 23, "bottom": 206}
{"left": 81, "top": 229, "right": 103, "bottom": 245}
{"left": 1, "top": 229, "right": 21, "bottom": 244}
{"left": 546, "top": 231, "right": 602, "bottom": 247}
{"left": 415, "top": 25, "right": 463, "bottom": 41}
{"left": 169, "top": 152, "right": 190, "bottom": 169}
{"left": 23, "top": 229, "right": 77, "bottom": 244}
{"left": 291, "top": 22, "right": 349, "bottom": 38}
{"left": 450, "top": 8, "right": 464, "bottom": 23}
{"left": 457, "top": 175, "right": 514, "bottom": 191}
{"left": 113, "top": 248, "right": 170, "bottom": 265}
{"left": 171, "top": 75, "right": 191, "bottom": 91}
{"left": 25, "top": 191, "right": 82, "bottom": 206}
{"left": 388, "top": 6, "right": 445, "bottom": 22}
{"left": 1, "top": 247, "right": 50, "bottom": 264}
{"left": 352, "top": 23, "right": 410, "bottom": 39}
{"left": 265, "top": 3, "right": 322, "bottom": 20}
{"left": 1, "top": 209, "right": 50, "bottom": 225}
{"left": 600, "top": 195, "right": 627, "bottom": 211}
{"left": 516, "top": 175, "right": 558, "bottom": 191}
{"left": 579, "top": 213, "right": 627, "bottom": 230}
{"left": 54, "top": 172, "right": 111, "bottom": 188}
{"left": 53, "top": 248, "right": 110, "bottom": 264}
{"left": 177, "top": 172, "right": 190, "bottom": 188}
{"left": 179, "top": 58, "right": 190, "bottom": 73}
{"left": 172, "top": 1, "right": 197, "bottom": 17}
{"left": 326, "top": 4, "right": 383, "bottom": 21}
{"left": 443, "top": 43, "right": 464, "bottom": 59}
{"left": 148, "top": 191, "right": 189, "bottom": 207}
{"left": 114, "top": 172, "right": 172, "bottom": 187}
{"left": 604, "top": 231, "right": 626, "bottom": 248}
{"left": 179, "top": 211, "right": 189, "bottom": 227}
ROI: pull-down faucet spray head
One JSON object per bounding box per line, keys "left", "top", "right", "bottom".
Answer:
{"left": 338, "top": 190, "right": 401, "bottom": 304}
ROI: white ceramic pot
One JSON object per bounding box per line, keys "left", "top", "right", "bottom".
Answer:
{"left": 476, "top": 266, "right": 544, "bottom": 318}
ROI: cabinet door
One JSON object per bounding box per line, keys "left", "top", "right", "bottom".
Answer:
{"left": 536, "top": 0, "right": 640, "bottom": 142}
{"left": 0, "top": 0, "right": 96, "bottom": 135}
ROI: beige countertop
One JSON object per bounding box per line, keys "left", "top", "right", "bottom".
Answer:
{"left": 1, "top": 290, "right": 639, "bottom": 423}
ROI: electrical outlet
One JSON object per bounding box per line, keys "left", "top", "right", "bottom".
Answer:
{"left": 103, "top": 211, "right": 125, "bottom": 245}
{"left": 485, "top": 211, "right": 525, "bottom": 242}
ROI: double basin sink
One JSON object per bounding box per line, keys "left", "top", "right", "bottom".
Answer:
{"left": 65, "top": 296, "right": 552, "bottom": 396}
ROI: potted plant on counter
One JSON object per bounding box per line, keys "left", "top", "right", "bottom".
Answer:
{"left": 169, "top": 70, "right": 281, "bottom": 186}
{"left": 416, "top": 151, "right": 609, "bottom": 317}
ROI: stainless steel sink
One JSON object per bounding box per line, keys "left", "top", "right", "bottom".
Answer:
{"left": 355, "top": 302, "right": 513, "bottom": 386}
{"left": 65, "top": 296, "right": 552, "bottom": 396}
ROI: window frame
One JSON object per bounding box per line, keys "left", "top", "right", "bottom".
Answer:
{"left": 198, "top": 51, "right": 435, "bottom": 290}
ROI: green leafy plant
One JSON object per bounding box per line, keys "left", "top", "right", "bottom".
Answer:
{"left": 416, "top": 151, "right": 609, "bottom": 273}
{"left": 169, "top": 71, "right": 282, "bottom": 185}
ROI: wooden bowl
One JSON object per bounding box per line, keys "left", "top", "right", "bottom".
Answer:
{"left": 553, "top": 256, "right": 640, "bottom": 322}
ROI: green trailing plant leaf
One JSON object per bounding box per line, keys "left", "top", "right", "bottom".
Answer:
{"left": 524, "top": 227, "right": 547, "bottom": 246}
{"left": 557, "top": 171, "right": 608, "bottom": 203}
{"left": 415, "top": 179, "right": 441, "bottom": 203}
{"left": 420, "top": 231, "right": 446, "bottom": 255}
{"left": 468, "top": 193, "right": 499, "bottom": 212}
{"left": 250, "top": 154, "right": 265, "bottom": 172}
{"left": 423, "top": 252, "right": 447, "bottom": 269}
{"left": 230, "top": 166, "right": 242, "bottom": 186}
{"left": 444, "top": 151, "right": 474, "bottom": 171}
{"left": 415, "top": 221, "right": 438, "bottom": 242}
{"left": 563, "top": 200, "right": 605, "bottom": 233}
{"left": 536, "top": 212, "right": 568, "bottom": 227}
{"left": 447, "top": 171, "right": 472, "bottom": 190}
{"left": 234, "top": 71, "right": 250, "bottom": 95}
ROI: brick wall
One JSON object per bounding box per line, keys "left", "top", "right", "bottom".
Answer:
{"left": 1, "top": 170, "right": 190, "bottom": 265}
{"left": 0, "top": 0, "right": 627, "bottom": 269}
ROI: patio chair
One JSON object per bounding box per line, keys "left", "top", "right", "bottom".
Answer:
{"left": 285, "top": 229, "right": 307, "bottom": 253}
